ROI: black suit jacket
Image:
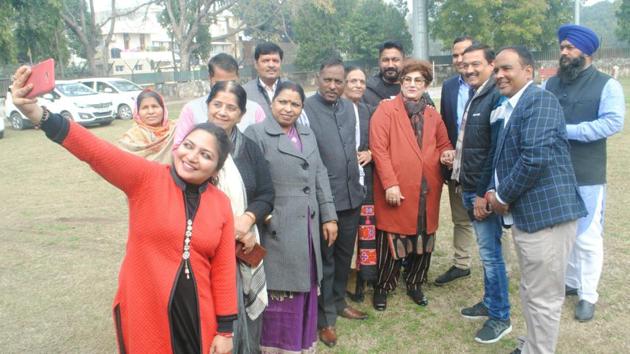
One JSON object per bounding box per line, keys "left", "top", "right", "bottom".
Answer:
{"left": 440, "top": 74, "right": 464, "bottom": 180}
{"left": 440, "top": 74, "right": 463, "bottom": 147}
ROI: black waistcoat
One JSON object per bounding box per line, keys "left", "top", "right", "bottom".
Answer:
{"left": 545, "top": 65, "right": 611, "bottom": 185}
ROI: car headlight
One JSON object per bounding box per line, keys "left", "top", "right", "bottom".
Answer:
{"left": 74, "top": 102, "right": 88, "bottom": 108}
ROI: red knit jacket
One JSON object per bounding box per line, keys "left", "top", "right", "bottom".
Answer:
{"left": 60, "top": 121, "right": 237, "bottom": 353}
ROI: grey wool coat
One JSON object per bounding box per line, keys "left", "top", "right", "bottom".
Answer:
{"left": 244, "top": 117, "right": 338, "bottom": 293}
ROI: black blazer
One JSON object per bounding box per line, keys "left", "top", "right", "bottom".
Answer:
{"left": 439, "top": 74, "right": 463, "bottom": 180}
{"left": 439, "top": 74, "right": 462, "bottom": 147}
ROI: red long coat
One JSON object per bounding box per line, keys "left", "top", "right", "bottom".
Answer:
{"left": 369, "top": 94, "right": 453, "bottom": 235}
{"left": 60, "top": 122, "right": 237, "bottom": 353}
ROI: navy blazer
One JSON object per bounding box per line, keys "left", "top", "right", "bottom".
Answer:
{"left": 439, "top": 74, "right": 462, "bottom": 147}
{"left": 492, "top": 84, "right": 586, "bottom": 233}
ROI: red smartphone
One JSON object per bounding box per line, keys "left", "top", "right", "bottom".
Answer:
{"left": 25, "top": 58, "right": 55, "bottom": 98}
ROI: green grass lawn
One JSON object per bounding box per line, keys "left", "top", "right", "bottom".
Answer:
{"left": 0, "top": 87, "right": 628, "bottom": 353}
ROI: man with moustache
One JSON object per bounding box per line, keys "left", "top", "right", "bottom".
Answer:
{"left": 244, "top": 42, "right": 284, "bottom": 120}
{"left": 451, "top": 44, "right": 511, "bottom": 344}
{"left": 362, "top": 40, "right": 405, "bottom": 110}
{"left": 488, "top": 46, "right": 586, "bottom": 354}
{"left": 305, "top": 57, "right": 367, "bottom": 348}
{"left": 543, "top": 24, "right": 625, "bottom": 322}
{"left": 435, "top": 36, "right": 476, "bottom": 286}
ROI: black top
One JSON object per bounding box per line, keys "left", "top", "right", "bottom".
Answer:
{"left": 545, "top": 66, "right": 611, "bottom": 185}
{"left": 232, "top": 134, "right": 275, "bottom": 224}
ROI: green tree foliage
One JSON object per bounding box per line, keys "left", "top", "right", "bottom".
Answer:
{"left": 430, "top": 0, "right": 573, "bottom": 51}
{"left": 293, "top": 0, "right": 350, "bottom": 69}
{"left": 616, "top": 0, "right": 630, "bottom": 45}
{"left": 292, "top": 0, "right": 412, "bottom": 70}
{"left": 582, "top": 0, "right": 623, "bottom": 48}
{"left": 232, "top": 0, "right": 292, "bottom": 42}
{"left": 343, "top": 0, "right": 412, "bottom": 65}
{"left": 0, "top": 0, "right": 69, "bottom": 66}
{"left": 0, "top": 2, "right": 17, "bottom": 64}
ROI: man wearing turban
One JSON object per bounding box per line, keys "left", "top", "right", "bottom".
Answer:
{"left": 543, "top": 24, "right": 625, "bottom": 322}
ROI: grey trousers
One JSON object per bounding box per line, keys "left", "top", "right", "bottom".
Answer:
{"left": 513, "top": 220, "right": 577, "bottom": 354}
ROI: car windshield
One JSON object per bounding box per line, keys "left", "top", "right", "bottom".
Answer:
{"left": 56, "top": 83, "right": 96, "bottom": 96}
{"left": 109, "top": 80, "right": 142, "bottom": 92}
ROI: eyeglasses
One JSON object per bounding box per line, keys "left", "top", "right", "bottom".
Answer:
{"left": 402, "top": 76, "right": 426, "bottom": 85}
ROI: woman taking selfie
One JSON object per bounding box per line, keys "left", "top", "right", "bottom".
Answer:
{"left": 10, "top": 66, "right": 237, "bottom": 354}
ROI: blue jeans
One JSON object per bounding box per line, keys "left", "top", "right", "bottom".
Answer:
{"left": 462, "top": 191, "right": 510, "bottom": 321}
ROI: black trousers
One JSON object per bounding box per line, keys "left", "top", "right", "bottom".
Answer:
{"left": 317, "top": 207, "right": 361, "bottom": 328}
{"left": 375, "top": 230, "right": 434, "bottom": 293}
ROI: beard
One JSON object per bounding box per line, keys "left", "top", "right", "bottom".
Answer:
{"left": 381, "top": 67, "right": 400, "bottom": 83}
{"left": 557, "top": 55, "right": 586, "bottom": 83}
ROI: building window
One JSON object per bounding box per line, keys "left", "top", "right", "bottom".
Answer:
{"left": 123, "top": 33, "right": 130, "bottom": 50}
{"left": 134, "top": 64, "right": 143, "bottom": 71}
{"left": 115, "top": 65, "right": 124, "bottom": 72}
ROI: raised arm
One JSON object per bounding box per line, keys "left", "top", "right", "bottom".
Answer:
{"left": 10, "top": 66, "right": 153, "bottom": 195}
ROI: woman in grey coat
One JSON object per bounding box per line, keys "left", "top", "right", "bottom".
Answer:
{"left": 245, "top": 81, "right": 338, "bottom": 353}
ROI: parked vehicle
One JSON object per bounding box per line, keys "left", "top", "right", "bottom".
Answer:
{"left": 0, "top": 99, "right": 4, "bottom": 139}
{"left": 78, "top": 78, "right": 143, "bottom": 120}
{"left": 5, "top": 81, "right": 115, "bottom": 129}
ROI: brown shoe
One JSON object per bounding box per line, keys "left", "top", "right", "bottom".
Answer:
{"left": 338, "top": 306, "right": 368, "bottom": 320}
{"left": 318, "top": 326, "right": 337, "bottom": 347}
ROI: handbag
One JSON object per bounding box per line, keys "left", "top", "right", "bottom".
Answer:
{"left": 235, "top": 242, "right": 267, "bottom": 268}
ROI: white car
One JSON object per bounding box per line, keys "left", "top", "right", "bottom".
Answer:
{"left": 78, "top": 78, "right": 143, "bottom": 120}
{"left": 0, "top": 98, "right": 4, "bottom": 139}
{"left": 5, "top": 81, "right": 115, "bottom": 129}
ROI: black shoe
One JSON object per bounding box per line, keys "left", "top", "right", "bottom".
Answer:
{"left": 347, "top": 277, "right": 366, "bottom": 303}
{"left": 575, "top": 299, "right": 595, "bottom": 322}
{"left": 461, "top": 301, "right": 489, "bottom": 319}
{"left": 373, "top": 288, "right": 387, "bottom": 311}
{"left": 407, "top": 287, "right": 428, "bottom": 306}
{"left": 510, "top": 349, "right": 521, "bottom": 354}
{"left": 474, "top": 318, "right": 512, "bottom": 344}
{"left": 434, "top": 266, "right": 471, "bottom": 286}
{"left": 565, "top": 285, "right": 578, "bottom": 296}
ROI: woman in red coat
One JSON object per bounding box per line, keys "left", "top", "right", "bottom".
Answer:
{"left": 10, "top": 66, "right": 237, "bottom": 354}
{"left": 369, "top": 59, "right": 454, "bottom": 311}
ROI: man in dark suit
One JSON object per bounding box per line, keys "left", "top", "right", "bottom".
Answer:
{"left": 305, "top": 57, "right": 367, "bottom": 348}
{"left": 487, "top": 46, "right": 587, "bottom": 354}
{"left": 434, "top": 36, "right": 476, "bottom": 286}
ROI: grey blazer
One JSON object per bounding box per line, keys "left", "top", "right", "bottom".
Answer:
{"left": 244, "top": 117, "right": 337, "bottom": 292}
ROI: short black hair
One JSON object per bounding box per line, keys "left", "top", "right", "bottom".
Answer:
{"left": 254, "top": 42, "right": 284, "bottom": 61}
{"left": 186, "top": 121, "right": 232, "bottom": 175}
{"left": 344, "top": 65, "right": 365, "bottom": 78}
{"left": 498, "top": 45, "right": 537, "bottom": 70}
{"left": 463, "top": 43, "right": 495, "bottom": 63}
{"left": 208, "top": 53, "right": 239, "bottom": 78}
{"left": 453, "top": 36, "right": 475, "bottom": 45}
{"left": 273, "top": 81, "right": 305, "bottom": 104}
{"left": 205, "top": 80, "right": 247, "bottom": 114}
{"left": 378, "top": 40, "right": 404, "bottom": 57}
{"left": 319, "top": 56, "right": 344, "bottom": 72}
